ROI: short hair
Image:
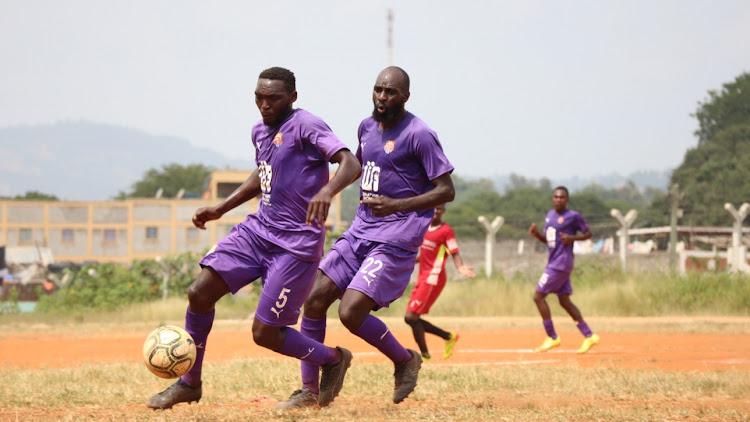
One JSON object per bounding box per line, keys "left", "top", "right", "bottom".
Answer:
{"left": 258, "top": 67, "right": 296, "bottom": 93}
{"left": 553, "top": 186, "right": 569, "bottom": 197}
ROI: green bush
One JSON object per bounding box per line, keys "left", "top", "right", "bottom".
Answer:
{"left": 0, "top": 286, "right": 20, "bottom": 314}
{"left": 36, "top": 252, "right": 205, "bottom": 313}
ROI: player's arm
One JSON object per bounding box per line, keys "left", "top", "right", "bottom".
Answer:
{"left": 451, "top": 252, "right": 476, "bottom": 278}
{"left": 560, "top": 228, "right": 592, "bottom": 245}
{"left": 528, "top": 223, "right": 547, "bottom": 245}
{"left": 361, "top": 172, "right": 455, "bottom": 217}
{"left": 192, "top": 169, "right": 262, "bottom": 230}
{"left": 306, "top": 149, "right": 361, "bottom": 227}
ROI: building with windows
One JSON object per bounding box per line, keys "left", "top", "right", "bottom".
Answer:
{"left": 0, "top": 170, "right": 343, "bottom": 264}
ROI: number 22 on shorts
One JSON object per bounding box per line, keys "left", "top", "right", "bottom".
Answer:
{"left": 360, "top": 257, "right": 383, "bottom": 287}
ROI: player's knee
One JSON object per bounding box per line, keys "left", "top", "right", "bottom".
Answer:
{"left": 303, "top": 294, "right": 328, "bottom": 319}
{"left": 251, "top": 323, "right": 280, "bottom": 350}
{"left": 338, "top": 305, "right": 367, "bottom": 332}
{"left": 303, "top": 275, "right": 338, "bottom": 319}
{"left": 404, "top": 313, "right": 420, "bottom": 326}
{"left": 186, "top": 283, "right": 207, "bottom": 311}
{"left": 251, "top": 325, "right": 265, "bottom": 346}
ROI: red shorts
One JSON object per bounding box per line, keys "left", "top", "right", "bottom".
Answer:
{"left": 406, "top": 275, "right": 446, "bottom": 315}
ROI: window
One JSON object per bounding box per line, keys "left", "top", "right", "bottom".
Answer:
{"left": 217, "top": 182, "right": 242, "bottom": 198}
{"left": 62, "top": 229, "right": 75, "bottom": 243}
{"left": 104, "top": 229, "right": 117, "bottom": 243}
{"left": 186, "top": 227, "right": 200, "bottom": 243}
{"left": 146, "top": 226, "right": 159, "bottom": 240}
{"left": 19, "top": 228, "right": 32, "bottom": 245}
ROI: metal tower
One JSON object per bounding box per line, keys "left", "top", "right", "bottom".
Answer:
{"left": 386, "top": 9, "right": 393, "bottom": 66}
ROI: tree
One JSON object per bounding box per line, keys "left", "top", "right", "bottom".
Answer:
{"left": 505, "top": 173, "right": 536, "bottom": 190}
{"left": 0, "top": 191, "right": 59, "bottom": 201}
{"left": 667, "top": 72, "right": 750, "bottom": 226}
{"left": 671, "top": 125, "right": 750, "bottom": 225}
{"left": 117, "top": 163, "right": 214, "bottom": 199}
{"left": 693, "top": 72, "right": 750, "bottom": 145}
{"left": 451, "top": 174, "right": 497, "bottom": 204}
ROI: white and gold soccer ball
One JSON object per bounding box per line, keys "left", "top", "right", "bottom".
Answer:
{"left": 142, "top": 325, "right": 197, "bottom": 379}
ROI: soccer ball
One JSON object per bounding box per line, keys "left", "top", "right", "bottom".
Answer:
{"left": 142, "top": 325, "right": 197, "bottom": 379}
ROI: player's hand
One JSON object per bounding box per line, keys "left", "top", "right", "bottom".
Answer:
{"left": 361, "top": 195, "right": 400, "bottom": 217}
{"left": 560, "top": 232, "right": 575, "bottom": 245}
{"left": 528, "top": 223, "right": 539, "bottom": 237}
{"left": 192, "top": 206, "right": 222, "bottom": 230}
{"left": 307, "top": 190, "right": 333, "bottom": 227}
{"left": 458, "top": 265, "right": 476, "bottom": 278}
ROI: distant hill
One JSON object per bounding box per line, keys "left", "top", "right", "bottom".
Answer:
{"left": 0, "top": 121, "right": 252, "bottom": 200}
{"left": 489, "top": 169, "right": 671, "bottom": 194}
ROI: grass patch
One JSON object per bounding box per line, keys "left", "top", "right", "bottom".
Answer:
{"left": 1, "top": 359, "right": 748, "bottom": 421}
{"left": 2, "top": 260, "right": 748, "bottom": 329}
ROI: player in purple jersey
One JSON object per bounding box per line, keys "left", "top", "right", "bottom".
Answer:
{"left": 275, "top": 66, "right": 456, "bottom": 410}
{"left": 528, "top": 186, "right": 600, "bottom": 354}
{"left": 146, "top": 67, "right": 360, "bottom": 410}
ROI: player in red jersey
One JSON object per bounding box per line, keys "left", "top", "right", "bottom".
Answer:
{"left": 404, "top": 204, "right": 475, "bottom": 361}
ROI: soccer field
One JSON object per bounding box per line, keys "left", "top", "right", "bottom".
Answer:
{"left": 1, "top": 316, "right": 749, "bottom": 421}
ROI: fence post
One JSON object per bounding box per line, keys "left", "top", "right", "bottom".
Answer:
{"left": 611, "top": 209, "right": 638, "bottom": 271}
{"left": 669, "top": 184, "right": 683, "bottom": 273}
{"left": 724, "top": 203, "right": 750, "bottom": 274}
{"left": 155, "top": 256, "right": 169, "bottom": 300}
{"left": 477, "top": 216, "right": 504, "bottom": 277}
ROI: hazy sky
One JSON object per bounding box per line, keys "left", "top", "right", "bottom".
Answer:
{"left": 2, "top": 1, "right": 749, "bottom": 180}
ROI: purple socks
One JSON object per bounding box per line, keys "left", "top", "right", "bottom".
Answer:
{"left": 543, "top": 319, "right": 557, "bottom": 339}
{"left": 353, "top": 314, "right": 411, "bottom": 364}
{"left": 577, "top": 320, "right": 593, "bottom": 337}
{"left": 180, "top": 307, "right": 214, "bottom": 387}
{"left": 299, "top": 316, "right": 327, "bottom": 394}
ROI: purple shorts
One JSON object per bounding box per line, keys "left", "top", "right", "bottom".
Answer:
{"left": 320, "top": 232, "right": 418, "bottom": 309}
{"left": 536, "top": 267, "right": 573, "bottom": 296}
{"left": 200, "top": 222, "right": 318, "bottom": 327}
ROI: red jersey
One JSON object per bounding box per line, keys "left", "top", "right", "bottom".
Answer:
{"left": 418, "top": 222, "right": 459, "bottom": 286}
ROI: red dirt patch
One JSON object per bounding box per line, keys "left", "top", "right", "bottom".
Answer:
{"left": 2, "top": 319, "right": 748, "bottom": 372}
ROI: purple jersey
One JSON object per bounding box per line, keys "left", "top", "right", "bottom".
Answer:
{"left": 248, "top": 109, "right": 347, "bottom": 261}
{"left": 542, "top": 208, "right": 589, "bottom": 272}
{"left": 348, "top": 112, "right": 454, "bottom": 252}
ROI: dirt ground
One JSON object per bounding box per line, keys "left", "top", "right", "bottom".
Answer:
{"left": 2, "top": 317, "right": 749, "bottom": 372}
{"left": 2, "top": 317, "right": 749, "bottom": 421}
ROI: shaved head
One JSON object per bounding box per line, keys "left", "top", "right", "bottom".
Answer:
{"left": 377, "top": 66, "right": 410, "bottom": 92}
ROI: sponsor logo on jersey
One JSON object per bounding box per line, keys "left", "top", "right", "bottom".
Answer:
{"left": 557, "top": 216, "right": 564, "bottom": 223}
{"left": 273, "top": 132, "right": 283, "bottom": 148}
{"left": 384, "top": 140, "right": 395, "bottom": 154}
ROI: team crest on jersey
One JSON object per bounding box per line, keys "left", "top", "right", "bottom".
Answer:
{"left": 557, "top": 216, "right": 565, "bottom": 223}
{"left": 273, "top": 132, "right": 283, "bottom": 148}
{"left": 384, "top": 140, "right": 395, "bottom": 154}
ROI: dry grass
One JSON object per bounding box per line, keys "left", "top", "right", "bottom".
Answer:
{"left": 1, "top": 354, "right": 749, "bottom": 421}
